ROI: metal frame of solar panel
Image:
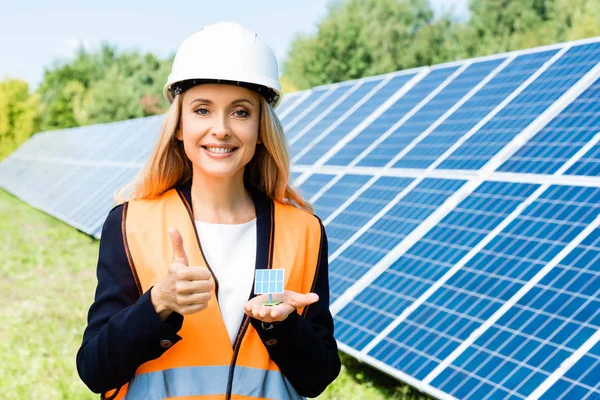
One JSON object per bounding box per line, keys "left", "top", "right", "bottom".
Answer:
{"left": 1, "top": 36, "right": 600, "bottom": 399}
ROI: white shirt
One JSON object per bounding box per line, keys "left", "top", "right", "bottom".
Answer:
{"left": 194, "top": 218, "right": 257, "bottom": 346}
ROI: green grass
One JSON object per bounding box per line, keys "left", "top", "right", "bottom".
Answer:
{"left": 0, "top": 188, "right": 434, "bottom": 400}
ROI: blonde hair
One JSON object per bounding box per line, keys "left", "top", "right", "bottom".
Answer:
{"left": 115, "top": 91, "right": 313, "bottom": 213}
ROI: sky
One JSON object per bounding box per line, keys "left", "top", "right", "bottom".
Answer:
{"left": 0, "top": 0, "right": 469, "bottom": 90}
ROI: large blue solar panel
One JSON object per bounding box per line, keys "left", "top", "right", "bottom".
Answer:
{"left": 333, "top": 178, "right": 465, "bottom": 343}
{"left": 326, "top": 67, "right": 460, "bottom": 166}
{"left": 295, "top": 73, "right": 417, "bottom": 165}
{"left": 392, "top": 50, "right": 559, "bottom": 169}
{"left": 566, "top": 143, "right": 600, "bottom": 176}
{"left": 540, "top": 341, "right": 600, "bottom": 400}
{"left": 431, "top": 225, "right": 600, "bottom": 399}
{"left": 418, "top": 185, "right": 600, "bottom": 399}
{"left": 325, "top": 176, "right": 414, "bottom": 254}
{"left": 341, "top": 181, "right": 538, "bottom": 355}
{"left": 311, "top": 174, "right": 372, "bottom": 220}
{"left": 440, "top": 42, "right": 600, "bottom": 170}
{"left": 358, "top": 59, "right": 506, "bottom": 167}
{"left": 290, "top": 79, "right": 384, "bottom": 159}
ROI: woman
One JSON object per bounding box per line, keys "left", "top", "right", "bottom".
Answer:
{"left": 76, "top": 22, "right": 341, "bottom": 400}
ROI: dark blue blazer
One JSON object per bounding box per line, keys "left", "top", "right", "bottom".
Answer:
{"left": 76, "top": 179, "right": 340, "bottom": 398}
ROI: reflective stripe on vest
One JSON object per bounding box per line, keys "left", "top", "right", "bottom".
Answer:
{"left": 110, "top": 186, "right": 321, "bottom": 400}
{"left": 125, "top": 365, "right": 303, "bottom": 400}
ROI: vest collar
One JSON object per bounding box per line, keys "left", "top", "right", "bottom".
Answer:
{"left": 174, "top": 178, "right": 274, "bottom": 299}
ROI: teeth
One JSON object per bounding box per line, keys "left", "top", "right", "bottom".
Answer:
{"left": 206, "top": 147, "right": 234, "bottom": 154}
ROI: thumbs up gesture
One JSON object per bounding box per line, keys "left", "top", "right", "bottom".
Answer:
{"left": 150, "top": 227, "right": 214, "bottom": 322}
{"left": 244, "top": 291, "right": 319, "bottom": 323}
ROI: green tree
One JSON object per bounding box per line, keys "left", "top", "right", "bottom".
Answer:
{"left": 284, "top": 0, "right": 436, "bottom": 89}
{"left": 0, "top": 78, "right": 40, "bottom": 160}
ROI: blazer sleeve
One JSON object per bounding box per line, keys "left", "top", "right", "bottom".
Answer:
{"left": 76, "top": 204, "right": 184, "bottom": 394}
{"left": 249, "top": 218, "right": 341, "bottom": 398}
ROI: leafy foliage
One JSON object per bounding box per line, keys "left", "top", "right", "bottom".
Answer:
{"left": 284, "top": 0, "right": 600, "bottom": 89}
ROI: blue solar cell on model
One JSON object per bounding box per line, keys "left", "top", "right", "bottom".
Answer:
{"left": 311, "top": 174, "right": 372, "bottom": 221}
{"left": 325, "top": 176, "right": 414, "bottom": 254}
{"left": 359, "top": 59, "right": 506, "bottom": 167}
{"left": 499, "top": 77, "right": 600, "bottom": 174}
{"left": 337, "top": 181, "right": 538, "bottom": 353}
{"left": 254, "top": 269, "right": 284, "bottom": 294}
{"left": 440, "top": 42, "right": 600, "bottom": 170}
{"left": 566, "top": 143, "right": 600, "bottom": 176}
{"left": 326, "top": 67, "right": 460, "bottom": 167}
{"left": 539, "top": 341, "right": 600, "bottom": 400}
{"left": 291, "top": 79, "right": 384, "bottom": 160}
{"left": 392, "top": 50, "right": 559, "bottom": 170}
{"left": 295, "top": 173, "right": 337, "bottom": 200}
{"left": 286, "top": 84, "right": 355, "bottom": 142}
{"left": 431, "top": 226, "right": 600, "bottom": 399}
{"left": 281, "top": 88, "right": 329, "bottom": 128}
{"left": 296, "top": 74, "right": 415, "bottom": 166}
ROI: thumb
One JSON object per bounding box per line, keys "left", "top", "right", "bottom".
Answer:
{"left": 168, "top": 227, "right": 189, "bottom": 267}
{"left": 289, "top": 292, "right": 319, "bottom": 309}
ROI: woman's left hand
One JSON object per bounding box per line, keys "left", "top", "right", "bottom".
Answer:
{"left": 244, "top": 290, "right": 319, "bottom": 323}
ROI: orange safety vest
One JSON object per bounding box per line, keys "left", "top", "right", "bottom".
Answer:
{"left": 103, "top": 185, "right": 322, "bottom": 400}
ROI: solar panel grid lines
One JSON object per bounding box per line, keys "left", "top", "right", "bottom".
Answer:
{"left": 282, "top": 87, "right": 333, "bottom": 132}
{"left": 278, "top": 90, "right": 313, "bottom": 126}
{"left": 557, "top": 132, "right": 600, "bottom": 176}
{"left": 286, "top": 82, "right": 357, "bottom": 143}
{"left": 389, "top": 50, "right": 562, "bottom": 171}
{"left": 472, "top": 59, "right": 600, "bottom": 178}
{"left": 377, "top": 56, "right": 514, "bottom": 170}
{"left": 326, "top": 65, "right": 467, "bottom": 167}
{"left": 337, "top": 341, "right": 459, "bottom": 400}
{"left": 293, "top": 73, "right": 418, "bottom": 166}
{"left": 329, "top": 178, "right": 470, "bottom": 313}
{"left": 441, "top": 42, "right": 600, "bottom": 170}
{"left": 498, "top": 76, "right": 600, "bottom": 175}
{"left": 274, "top": 92, "right": 303, "bottom": 117}
{"left": 535, "top": 332, "right": 600, "bottom": 399}
{"left": 306, "top": 68, "right": 430, "bottom": 169}
{"left": 291, "top": 77, "right": 388, "bottom": 163}
{"left": 322, "top": 176, "right": 415, "bottom": 254}
{"left": 566, "top": 139, "right": 600, "bottom": 177}
{"left": 423, "top": 202, "right": 600, "bottom": 389}
{"left": 310, "top": 174, "right": 373, "bottom": 221}
{"left": 422, "top": 46, "right": 570, "bottom": 172}
{"left": 288, "top": 81, "right": 362, "bottom": 152}
{"left": 357, "top": 180, "right": 545, "bottom": 355}
{"left": 44, "top": 122, "right": 149, "bottom": 210}
{"left": 346, "top": 63, "right": 472, "bottom": 168}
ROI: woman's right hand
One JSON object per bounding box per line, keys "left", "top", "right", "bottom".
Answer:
{"left": 151, "top": 227, "right": 214, "bottom": 322}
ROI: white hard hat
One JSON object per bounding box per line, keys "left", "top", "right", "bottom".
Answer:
{"left": 163, "top": 21, "right": 282, "bottom": 108}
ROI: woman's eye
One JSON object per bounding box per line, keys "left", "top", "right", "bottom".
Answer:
{"left": 195, "top": 108, "right": 209, "bottom": 115}
{"left": 234, "top": 109, "right": 249, "bottom": 118}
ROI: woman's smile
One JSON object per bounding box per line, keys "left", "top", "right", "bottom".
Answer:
{"left": 201, "top": 143, "right": 239, "bottom": 158}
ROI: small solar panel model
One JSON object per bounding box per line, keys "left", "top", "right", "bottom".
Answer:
{"left": 254, "top": 269, "right": 284, "bottom": 306}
